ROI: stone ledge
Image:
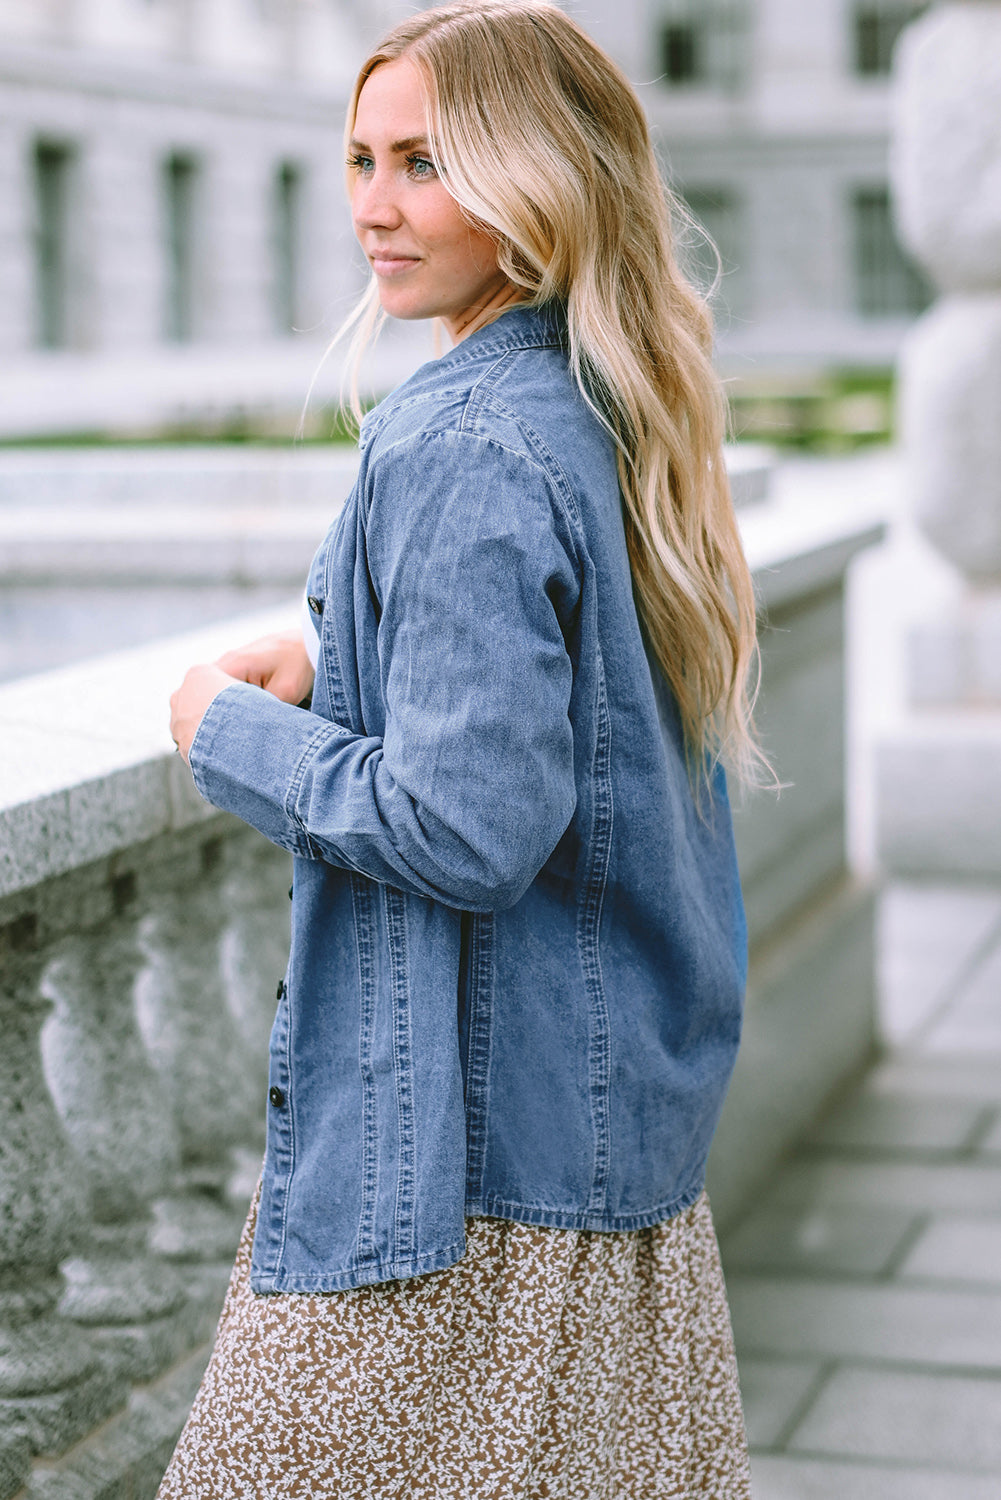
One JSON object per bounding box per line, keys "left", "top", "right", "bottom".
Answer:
{"left": 740, "top": 506, "right": 886, "bottom": 614}
{"left": 0, "top": 502, "right": 884, "bottom": 902}
{"left": 0, "top": 446, "right": 774, "bottom": 583}
{"left": 0, "top": 467, "right": 886, "bottom": 1498}
{"left": 0, "top": 605, "right": 297, "bottom": 899}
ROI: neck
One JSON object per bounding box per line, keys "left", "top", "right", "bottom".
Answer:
{"left": 443, "top": 281, "right": 527, "bottom": 345}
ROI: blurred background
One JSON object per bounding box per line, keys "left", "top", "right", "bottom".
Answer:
{"left": 0, "top": 0, "right": 934, "bottom": 680}
{"left": 5, "top": 4, "right": 1001, "bottom": 1497}
{"left": 0, "top": 0, "right": 931, "bottom": 452}
{"left": 0, "top": 0, "right": 953, "bottom": 870}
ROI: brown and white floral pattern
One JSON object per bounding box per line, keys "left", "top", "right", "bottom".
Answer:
{"left": 158, "top": 1187, "right": 750, "bottom": 1499}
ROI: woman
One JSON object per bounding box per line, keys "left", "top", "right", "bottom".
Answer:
{"left": 164, "top": 2, "right": 760, "bottom": 1494}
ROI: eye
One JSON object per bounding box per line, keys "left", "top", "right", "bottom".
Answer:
{"left": 346, "top": 152, "right": 374, "bottom": 175}
{"left": 406, "top": 153, "right": 437, "bottom": 181}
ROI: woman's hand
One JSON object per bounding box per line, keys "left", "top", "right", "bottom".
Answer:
{"left": 216, "top": 629, "right": 315, "bottom": 707}
{"left": 169, "top": 663, "right": 238, "bottom": 763}
{"left": 169, "top": 630, "right": 316, "bottom": 764}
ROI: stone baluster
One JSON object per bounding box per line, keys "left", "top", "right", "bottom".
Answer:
{"left": 220, "top": 837, "right": 292, "bottom": 1201}
{"left": 0, "top": 916, "right": 124, "bottom": 1455}
{"left": 0, "top": 1433, "right": 30, "bottom": 1500}
{"left": 134, "top": 838, "right": 262, "bottom": 1262}
{"left": 221, "top": 837, "right": 291, "bottom": 1083}
{"left": 39, "top": 911, "right": 202, "bottom": 1384}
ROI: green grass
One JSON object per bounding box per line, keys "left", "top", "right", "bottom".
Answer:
{"left": 727, "top": 368, "right": 897, "bottom": 453}
{"left": 0, "top": 403, "right": 370, "bottom": 449}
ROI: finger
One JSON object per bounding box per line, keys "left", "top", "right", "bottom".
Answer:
{"left": 228, "top": 658, "right": 276, "bottom": 690}
{"left": 215, "top": 652, "right": 262, "bottom": 685}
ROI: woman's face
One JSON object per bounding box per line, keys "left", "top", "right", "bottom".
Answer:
{"left": 349, "top": 58, "right": 514, "bottom": 342}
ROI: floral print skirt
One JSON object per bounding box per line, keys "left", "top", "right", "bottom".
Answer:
{"left": 157, "top": 1184, "right": 750, "bottom": 1499}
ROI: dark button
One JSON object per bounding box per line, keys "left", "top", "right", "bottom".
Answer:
{"left": 276, "top": 979, "right": 286, "bottom": 1001}
{"left": 269, "top": 1086, "right": 285, "bottom": 1108}
{"left": 307, "top": 595, "right": 324, "bottom": 615}
{"left": 287, "top": 884, "right": 293, "bottom": 901}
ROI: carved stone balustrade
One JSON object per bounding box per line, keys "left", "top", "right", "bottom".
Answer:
{"left": 0, "top": 611, "right": 297, "bottom": 1500}
{"left": 0, "top": 930, "right": 125, "bottom": 1459}
{"left": 0, "top": 473, "right": 884, "bottom": 1494}
{"left": 136, "top": 856, "right": 261, "bottom": 1264}
{"left": 221, "top": 837, "right": 295, "bottom": 1089}
{"left": 40, "top": 918, "right": 196, "bottom": 1383}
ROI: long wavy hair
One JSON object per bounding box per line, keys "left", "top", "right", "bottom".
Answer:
{"left": 341, "top": 0, "right": 764, "bottom": 786}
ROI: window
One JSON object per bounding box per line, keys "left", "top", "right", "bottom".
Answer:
{"left": 657, "top": 1, "right": 749, "bottom": 91}
{"left": 853, "top": 3, "right": 928, "bottom": 77}
{"left": 33, "top": 140, "right": 74, "bottom": 349}
{"left": 274, "top": 162, "right": 302, "bottom": 335}
{"left": 679, "top": 186, "right": 745, "bottom": 317}
{"left": 852, "top": 187, "right": 933, "bottom": 317}
{"left": 164, "top": 153, "right": 198, "bottom": 341}
{"left": 661, "top": 23, "right": 700, "bottom": 84}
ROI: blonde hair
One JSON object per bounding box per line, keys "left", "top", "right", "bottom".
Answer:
{"left": 344, "top": 0, "right": 764, "bottom": 786}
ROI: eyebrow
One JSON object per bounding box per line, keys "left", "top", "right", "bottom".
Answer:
{"left": 348, "top": 135, "right": 431, "bottom": 155}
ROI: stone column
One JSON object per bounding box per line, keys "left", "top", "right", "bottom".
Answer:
{"left": 0, "top": 919, "right": 124, "bottom": 1454}
{"left": 0, "top": 125, "right": 34, "bottom": 357}
{"left": 877, "top": 2, "right": 1001, "bottom": 874}
{"left": 220, "top": 837, "right": 291, "bottom": 1200}
{"left": 221, "top": 838, "right": 291, "bottom": 1082}
{"left": 200, "top": 138, "right": 275, "bottom": 344}
{"left": 135, "top": 841, "right": 261, "bottom": 1262}
{"left": 84, "top": 125, "right": 165, "bottom": 350}
{"left": 40, "top": 920, "right": 200, "bottom": 1383}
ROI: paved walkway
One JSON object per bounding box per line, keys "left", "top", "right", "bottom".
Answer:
{"left": 719, "top": 880, "right": 1001, "bottom": 1498}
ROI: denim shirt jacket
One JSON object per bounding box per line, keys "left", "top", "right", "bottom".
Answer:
{"left": 189, "top": 302, "right": 747, "bottom": 1294}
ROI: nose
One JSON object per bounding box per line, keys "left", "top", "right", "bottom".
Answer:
{"left": 352, "top": 168, "right": 404, "bottom": 234}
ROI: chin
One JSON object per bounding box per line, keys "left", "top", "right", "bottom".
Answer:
{"left": 376, "top": 292, "right": 430, "bottom": 322}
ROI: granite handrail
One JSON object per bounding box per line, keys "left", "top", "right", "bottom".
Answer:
{"left": 0, "top": 501, "right": 883, "bottom": 1499}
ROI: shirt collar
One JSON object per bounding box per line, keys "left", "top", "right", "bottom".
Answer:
{"left": 358, "top": 301, "right": 567, "bottom": 445}
{"left": 434, "top": 299, "right": 567, "bottom": 368}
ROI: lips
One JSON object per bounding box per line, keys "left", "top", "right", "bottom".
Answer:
{"left": 370, "top": 251, "right": 421, "bottom": 276}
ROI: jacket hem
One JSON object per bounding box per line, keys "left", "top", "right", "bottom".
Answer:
{"left": 247, "top": 1176, "right": 709, "bottom": 1293}
{"left": 249, "top": 1237, "right": 467, "bottom": 1294}
{"left": 465, "top": 1177, "right": 707, "bottom": 1233}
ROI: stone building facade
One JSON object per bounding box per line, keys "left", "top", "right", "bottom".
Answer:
{"left": 0, "top": 0, "right": 380, "bottom": 436}
{"left": 0, "top": 0, "right": 931, "bottom": 437}
{"left": 613, "top": 0, "right": 934, "bottom": 372}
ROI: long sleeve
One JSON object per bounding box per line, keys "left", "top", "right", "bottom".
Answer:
{"left": 188, "top": 427, "right": 581, "bottom": 912}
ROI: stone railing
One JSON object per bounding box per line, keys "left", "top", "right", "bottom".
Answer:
{"left": 0, "top": 494, "right": 883, "bottom": 1499}
{"left": 713, "top": 498, "right": 885, "bottom": 1220}
{"left": 0, "top": 612, "right": 298, "bottom": 1499}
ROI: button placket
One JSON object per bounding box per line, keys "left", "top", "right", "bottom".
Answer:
{"left": 269, "top": 981, "right": 289, "bottom": 1108}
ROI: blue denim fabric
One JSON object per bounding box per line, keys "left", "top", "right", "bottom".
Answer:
{"left": 189, "top": 302, "right": 747, "bottom": 1293}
